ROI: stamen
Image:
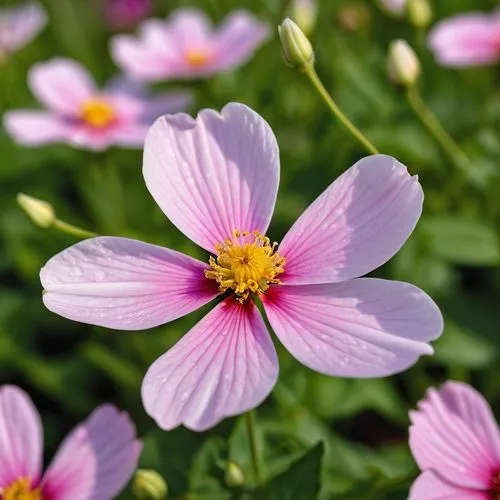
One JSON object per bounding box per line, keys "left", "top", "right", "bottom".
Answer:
{"left": 80, "top": 99, "right": 115, "bottom": 128}
{"left": 1, "top": 477, "right": 42, "bottom": 500}
{"left": 205, "top": 230, "right": 285, "bottom": 303}
{"left": 184, "top": 49, "right": 211, "bottom": 67}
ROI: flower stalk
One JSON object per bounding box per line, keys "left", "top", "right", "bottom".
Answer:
{"left": 17, "top": 193, "right": 97, "bottom": 239}
{"left": 404, "top": 85, "right": 469, "bottom": 171}
{"left": 303, "top": 66, "right": 379, "bottom": 154}
{"left": 278, "top": 18, "right": 379, "bottom": 155}
{"left": 245, "top": 410, "right": 263, "bottom": 486}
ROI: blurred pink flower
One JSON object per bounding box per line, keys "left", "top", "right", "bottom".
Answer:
{"left": 429, "top": 12, "right": 500, "bottom": 67}
{"left": 3, "top": 58, "right": 191, "bottom": 151}
{"left": 378, "top": 0, "right": 407, "bottom": 17}
{"left": 110, "top": 8, "right": 269, "bottom": 81}
{"left": 0, "top": 385, "right": 141, "bottom": 499}
{"left": 105, "top": 0, "right": 152, "bottom": 29}
{"left": 40, "top": 103, "right": 443, "bottom": 431}
{"left": 0, "top": 2, "right": 47, "bottom": 58}
{"left": 409, "top": 381, "right": 500, "bottom": 499}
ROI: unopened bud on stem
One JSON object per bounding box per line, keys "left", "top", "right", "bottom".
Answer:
{"left": 278, "top": 18, "right": 314, "bottom": 71}
{"left": 406, "top": 0, "right": 432, "bottom": 29}
{"left": 133, "top": 469, "right": 168, "bottom": 500}
{"left": 290, "top": 0, "right": 317, "bottom": 35}
{"left": 387, "top": 39, "right": 420, "bottom": 88}
{"left": 225, "top": 460, "right": 245, "bottom": 488}
{"left": 17, "top": 193, "right": 55, "bottom": 228}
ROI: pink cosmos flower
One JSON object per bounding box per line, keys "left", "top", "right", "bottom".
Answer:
{"left": 409, "top": 381, "right": 500, "bottom": 499}
{"left": 0, "top": 2, "right": 47, "bottom": 59}
{"left": 3, "top": 57, "right": 191, "bottom": 151}
{"left": 40, "top": 103, "right": 443, "bottom": 431}
{"left": 429, "top": 11, "right": 500, "bottom": 67}
{"left": 104, "top": 0, "right": 152, "bottom": 30}
{"left": 110, "top": 8, "right": 269, "bottom": 81}
{"left": 0, "top": 385, "right": 141, "bottom": 500}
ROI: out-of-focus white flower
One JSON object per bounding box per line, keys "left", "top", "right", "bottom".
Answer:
{"left": 0, "top": 2, "right": 47, "bottom": 59}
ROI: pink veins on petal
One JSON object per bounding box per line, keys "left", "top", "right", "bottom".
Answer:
{"left": 40, "top": 102, "right": 443, "bottom": 431}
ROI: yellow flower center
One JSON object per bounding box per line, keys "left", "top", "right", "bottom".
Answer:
{"left": 80, "top": 99, "right": 115, "bottom": 128}
{"left": 1, "top": 477, "right": 42, "bottom": 500}
{"left": 205, "top": 230, "right": 285, "bottom": 303}
{"left": 184, "top": 49, "right": 211, "bottom": 67}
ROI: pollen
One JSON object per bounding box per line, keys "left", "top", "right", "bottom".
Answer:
{"left": 205, "top": 230, "right": 285, "bottom": 303}
{"left": 1, "top": 477, "right": 42, "bottom": 500}
{"left": 184, "top": 49, "right": 211, "bottom": 67}
{"left": 80, "top": 99, "right": 115, "bottom": 128}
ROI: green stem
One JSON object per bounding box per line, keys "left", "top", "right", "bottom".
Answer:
{"left": 105, "top": 155, "right": 128, "bottom": 231}
{"left": 245, "top": 410, "right": 263, "bottom": 486}
{"left": 53, "top": 219, "right": 97, "bottom": 239}
{"left": 405, "top": 85, "right": 469, "bottom": 171}
{"left": 303, "top": 66, "right": 379, "bottom": 155}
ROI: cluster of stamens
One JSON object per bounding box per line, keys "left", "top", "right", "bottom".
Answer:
{"left": 80, "top": 99, "right": 115, "bottom": 128}
{"left": 205, "top": 230, "right": 285, "bottom": 303}
{"left": 0, "top": 477, "right": 42, "bottom": 500}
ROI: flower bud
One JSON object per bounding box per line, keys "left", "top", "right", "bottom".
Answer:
{"left": 133, "top": 469, "right": 168, "bottom": 500}
{"left": 17, "top": 193, "right": 55, "bottom": 229}
{"left": 387, "top": 40, "right": 420, "bottom": 88}
{"left": 406, "top": 0, "right": 432, "bottom": 29}
{"left": 290, "top": 0, "right": 317, "bottom": 35}
{"left": 338, "top": 3, "right": 371, "bottom": 32}
{"left": 225, "top": 460, "right": 245, "bottom": 488}
{"left": 278, "top": 18, "right": 314, "bottom": 71}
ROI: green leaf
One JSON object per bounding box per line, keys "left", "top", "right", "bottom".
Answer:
{"left": 265, "top": 442, "right": 324, "bottom": 500}
{"left": 420, "top": 216, "right": 500, "bottom": 266}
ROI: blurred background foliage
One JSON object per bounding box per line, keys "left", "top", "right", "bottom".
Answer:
{"left": 1, "top": 0, "right": 500, "bottom": 498}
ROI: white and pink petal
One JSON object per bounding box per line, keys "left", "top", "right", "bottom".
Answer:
{"left": 3, "top": 111, "right": 69, "bottom": 146}
{"left": 142, "top": 298, "right": 279, "bottom": 431}
{"left": 261, "top": 278, "right": 442, "bottom": 378}
{"left": 143, "top": 103, "right": 279, "bottom": 253}
{"left": 279, "top": 155, "right": 423, "bottom": 285}
{"left": 410, "top": 384, "right": 500, "bottom": 490}
{"left": 42, "top": 405, "right": 141, "bottom": 500}
{"left": 213, "top": 10, "right": 270, "bottom": 70}
{"left": 0, "top": 385, "right": 43, "bottom": 488}
{"left": 40, "top": 237, "right": 218, "bottom": 330}
{"left": 409, "top": 471, "right": 489, "bottom": 500}
{"left": 28, "top": 58, "right": 96, "bottom": 116}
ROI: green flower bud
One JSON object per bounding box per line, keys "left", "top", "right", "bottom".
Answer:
{"left": 225, "top": 461, "right": 245, "bottom": 488}
{"left": 406, "top": 0, "right": 432, "bottom": 29}
{"left": 278, "top": 18, "right": 314, "bottom": 71}
{"left": 17, "top": 193, "right": 55, "bottom": 229}
{"left": 387, "top": 39, "right": 421, "bottom": 88}
{"left": 133, "top": 469, "right": 168, "bottom": 500}
{"left": 290, "top": 0, "right": 317, "bottom": 35}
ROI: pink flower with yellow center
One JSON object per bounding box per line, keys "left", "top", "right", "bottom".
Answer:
{"left": 429, "top": 11, "right": 500, "bottom": 68}
{"left": 409, "top": 381, "right": 500, "bottom": 499}
{"left": 40, "top": 103, "right": 443, "bottom": 431}
{"left": 0, "top": 2, "right": 47, "bottom": 61}
{"left": 3, "top": 58, "right": 191, "bottom": 151}
{"left": 0, "top": 385, "right": 141, "bottom": 500}
{"left": 110, "top": 8, "right": 269, "bottom": 81}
